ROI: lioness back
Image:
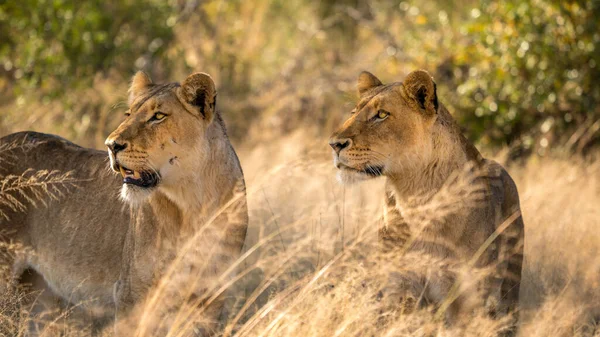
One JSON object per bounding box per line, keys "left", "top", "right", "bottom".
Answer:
{"left": 0, "top": 131, "right": 129, "bottom": 311}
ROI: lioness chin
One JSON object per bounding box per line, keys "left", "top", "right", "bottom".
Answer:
{"left": 329, "top": 70, "right": 524, "bottom": 328}
{"left": 0, "top": 71, "right": 248, "bottom": 335}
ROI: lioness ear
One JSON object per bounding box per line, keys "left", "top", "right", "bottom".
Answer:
{"left": 402, "top": 70, "right": 439, "bottom": 116}
{"left": 177, "top": 72, "right": 217, "bottom": 121}
{"left": 128, "top": 71, "right": 153, "bottom": 105}
{"left": 357, "top": 71, "right": 383, "bottom": 96}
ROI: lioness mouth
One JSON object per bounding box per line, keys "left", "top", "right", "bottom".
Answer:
{"left": 338, "top": 163, "right": 384, "bottom": 177}
{"left": 117, "top": 165, "right": 160, "bottom": 188}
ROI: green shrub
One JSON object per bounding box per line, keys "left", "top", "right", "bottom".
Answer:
{"left": 0, "top": 0, "right": 177, "bottom": 99}
{"left": 450, "top": 0, "right": 600, "bottom": 151}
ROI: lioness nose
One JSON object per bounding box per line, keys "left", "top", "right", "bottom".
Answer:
{"left": 106, "top": 140, "right": 128, "bottom": 154}
{"left": 329, "top": 139, "right": 351, "bottom": 155}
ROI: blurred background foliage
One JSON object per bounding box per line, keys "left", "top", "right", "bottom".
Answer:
{"left": 0, "top": 0, "right": 598, "bottom": 156}
{"left": 0, "top": 0, "right": 176, "bottom": 97}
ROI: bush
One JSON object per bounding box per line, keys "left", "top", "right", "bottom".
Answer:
{"left": 0, "top": 0, "right": 177, "bottom": 99}
{"left": 449, "top": 0, "right": 600, "bottom": 152}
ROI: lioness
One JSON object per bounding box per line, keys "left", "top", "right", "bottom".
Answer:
{"left": 329, "top": 70, "right": 524, "bottom": 324}
{"left": 0, "top": 71, "right": 248, "bottom": 334}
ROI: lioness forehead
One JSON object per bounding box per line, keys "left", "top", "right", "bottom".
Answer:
{"left": 130, "top": 82, "right": 180, "bottom": 113}
{"left": 355, "top": 82, "right": 403, "bottom": 111}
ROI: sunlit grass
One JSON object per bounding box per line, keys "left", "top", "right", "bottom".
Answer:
{"left": 1, "top": 133, "right": 598, "bottom": 336}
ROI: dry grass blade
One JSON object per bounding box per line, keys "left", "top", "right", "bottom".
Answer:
{"left": 0, "top": 133, "right": 599, "bottom": 337}
{"left": 0, "top": 136, "right": 45, "bottom": 169}
{"left": 0, "top": 169, "right": 85, "bottom": 220}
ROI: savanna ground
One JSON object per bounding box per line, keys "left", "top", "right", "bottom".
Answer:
{"left": 1, "top": 0, "right": 600, "bottom": 336}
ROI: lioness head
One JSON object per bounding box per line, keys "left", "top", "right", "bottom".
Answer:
{"left": 105, "top": 71, "right": 218, "bottom": 202}
{"left": 329, "top": 70, "right": 439, "bottom": 184}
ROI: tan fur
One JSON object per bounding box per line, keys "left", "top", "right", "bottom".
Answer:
{"left": 329, "top": 70, "right": 524, "bottom": 327}
{"left": 0, "top": 71, "right": 248, "bottom": 334}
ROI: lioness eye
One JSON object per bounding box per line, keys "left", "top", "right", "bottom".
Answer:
{"left": 376, "top": 110, "right": 389, "bottom": 119}
{"left": 150, "top": 112, "right": 167, "bottom": 122}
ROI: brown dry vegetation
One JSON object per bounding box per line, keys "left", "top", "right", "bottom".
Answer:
{"left": 1, "top": 1, "right": 600, "bottom": 336}
{"left": 0, "top": 129, "right": 599, "bottom": 336}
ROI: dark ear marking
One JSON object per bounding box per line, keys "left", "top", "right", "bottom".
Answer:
{"left": 193, "top": 89, "right": 207, "bottom": 116}
{"left": 433, "top": 82, "right": 439, "bottom": 113}
{"left": 192, "top": 92, "right": 217, "bottom": 117}
{"left": 176, "top": 72, "right": 217, "bottom": 120}
{"left": 403, "top": 69, "right": 438, "bottom": 116}
{"left": 416, "top": 86, "right": 427, "bottom": 110}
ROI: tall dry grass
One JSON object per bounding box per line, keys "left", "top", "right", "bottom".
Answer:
{"left": 1, "top": 131, "right": 599, "bottom": 336}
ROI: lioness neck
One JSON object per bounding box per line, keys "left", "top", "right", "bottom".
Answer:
{"left": 151, "top": 116, "right": 242, "bottom": 233}
{"left": 389, "top": 106, "right": 482, "bottom": 203}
